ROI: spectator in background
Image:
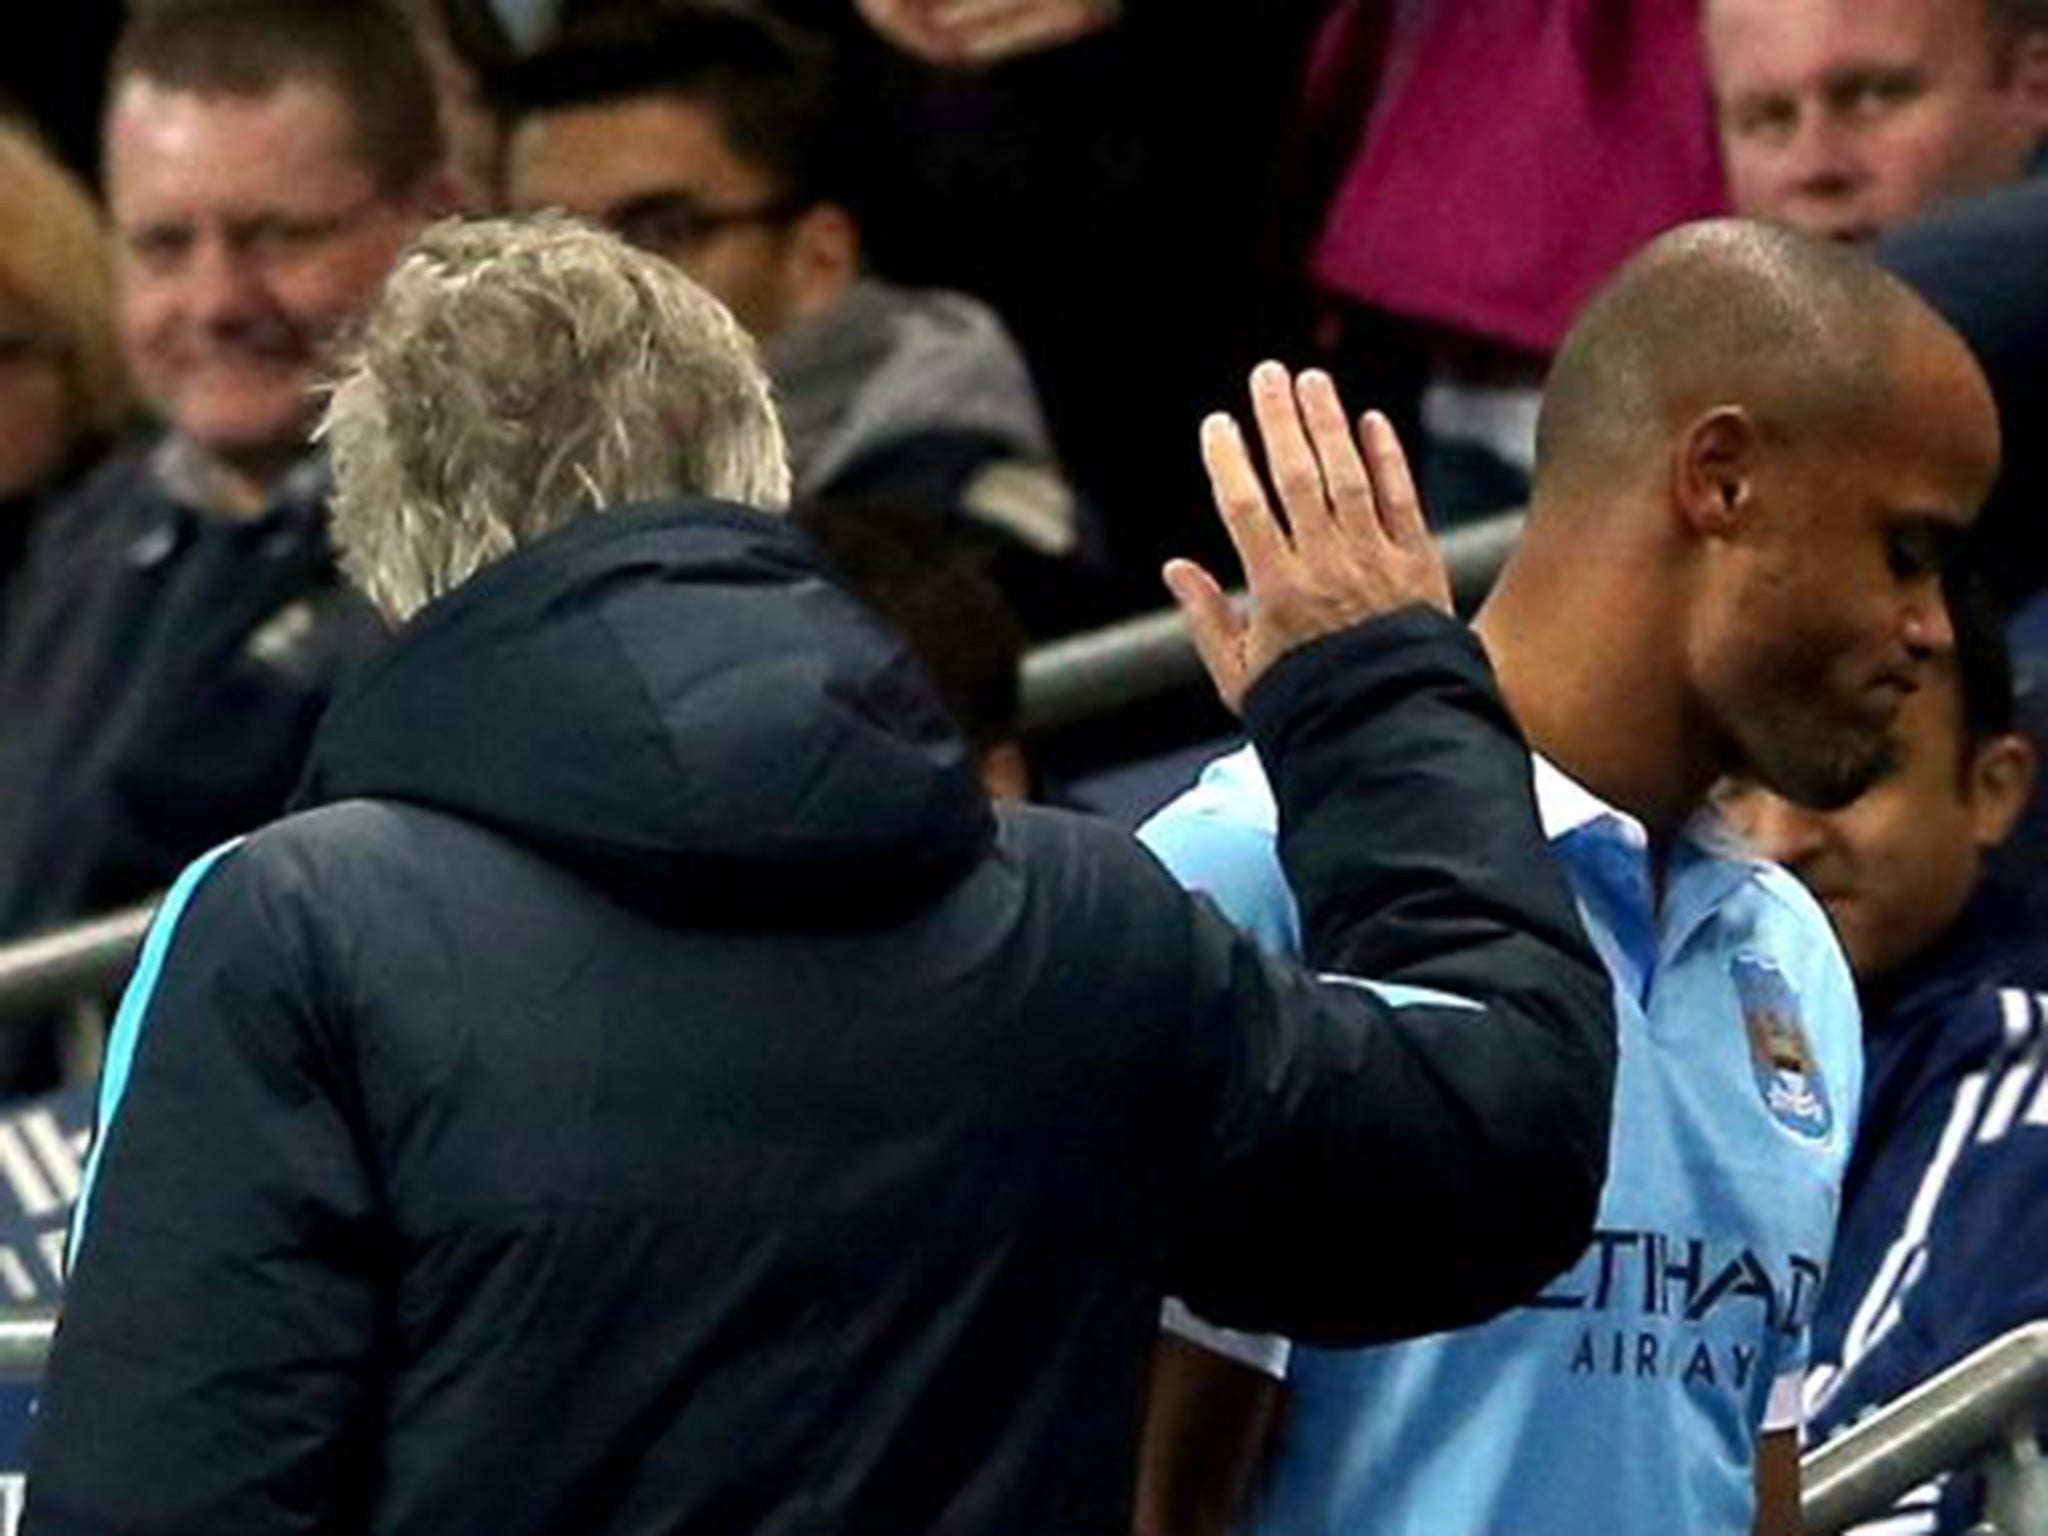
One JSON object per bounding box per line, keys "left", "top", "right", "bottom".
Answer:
{"left": 1134, "top": 221, "right": 1997, "bottom": 1536}
{"left": 1707, "top": 1, "right": 2048, "bottom": 613}
{"left": 397, "top": 0, "right": 516, "bottom": 211}
{"left": 0, "top": 0, "right": 451, "bottom": 1089}
{"left": 502, "top": 2, "right": 1103, "bottom": 637}
{"left": 1706, "top": 0, "right": 2048, "bottom": 245}
{"left": 0, "top": 115, "right": 125, "bottom": 1274}
{"left": 800, "top": 497, "right": 1033, "bottom": 801}
{"left": 1722, "top": 578, "right": 2045, "bottom": 1536}
{"left": 812, "top": 0, "right": 1327, "bottom": 592}
{"left": 1290, "top": 0, "right": 1727, "bottom": 526}
{"left": 0, "top": 119, "right": 131, "bottom": 585}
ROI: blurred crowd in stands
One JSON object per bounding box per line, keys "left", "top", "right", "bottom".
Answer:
{"left": 1, "top": 0, "right": 2048, "bottom": 1533}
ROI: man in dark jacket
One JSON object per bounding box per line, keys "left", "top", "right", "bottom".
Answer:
{"left": 24, "top": 214, "right": 1615, "bottom": 1536}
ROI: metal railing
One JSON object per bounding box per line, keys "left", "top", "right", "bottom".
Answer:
{"left": 0, "top": 1314, "right": 52, "bottom": 1379}
{"left": 1804, "top": 1323, "right": 2048, "bottom": 1535}
{"left": 0, "top": 510, "right": 1531, "bottom": 1025}
{"left": 0, "top": 906, "right": 153, "bottom": 1029}
{"left": 0, "top": 1307, "right": 2034, "bottom": 1526}
{"left": 1019, "top": 510, "right": 1524, "bottom": 735}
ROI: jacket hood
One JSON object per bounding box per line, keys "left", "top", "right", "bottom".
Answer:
{"left": 297, "top": 502, "right": 995, "bottom": 927}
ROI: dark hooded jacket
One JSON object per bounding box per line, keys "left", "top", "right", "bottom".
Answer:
{"left": 25, "top": 503, "right": 1613, "bottom": 1536}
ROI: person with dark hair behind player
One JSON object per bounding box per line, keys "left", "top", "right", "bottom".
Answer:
{"left": 1725, "top": 573, "right": 2047, "bottom": 1535}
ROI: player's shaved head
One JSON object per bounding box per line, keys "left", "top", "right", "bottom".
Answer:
{"left": 1485, "top": 217, "right": 1998, "bottom": 830}
{"left": 1534, "top": 220, "right": 1936, "bottom": 504}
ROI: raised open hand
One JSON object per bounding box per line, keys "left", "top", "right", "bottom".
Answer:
{"left": 1167, "top": 361, "right": 1451, "bottom": 715}
{"left": 856, "top": 0, "right": 1118, "bottom": 65}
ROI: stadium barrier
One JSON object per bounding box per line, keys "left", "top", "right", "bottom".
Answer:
{"left": 1019, "top": 510, "right": 1525, "bottom": 735}
{"left": 1804, "top": 1321, "right": 2048, "bottom": 1535}
{"left": 0, "top": 512, "right": 1533, "bottom": 1023}
{"left": 0, "top": 1310, "right": 2039, "bottom": 1530}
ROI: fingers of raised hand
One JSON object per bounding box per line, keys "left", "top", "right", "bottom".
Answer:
{"left": 1199, "top": 411, "right": 1288, "bottom": 588}
{"left": 1358, "top": 412, "right": 1452, "bottom": 612}
{"left": 1247, "top": 361, "right": 1334, "bottom": 552}
{"left": 1191, "top": 366, "right": 1449, "bottom": 703}
{"left": 1163, "top": 557, "right": 1249, "bottom": 714}
{"left": 1294, "top": 369, "right": 1379, "bottom": 549}
{"left": 1356, "top": 412, "right": 1419, "bottom": 545}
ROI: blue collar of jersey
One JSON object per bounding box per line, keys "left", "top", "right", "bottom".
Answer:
{"left": 1535, "top": 754, "right": 1764, "bottom": 1001}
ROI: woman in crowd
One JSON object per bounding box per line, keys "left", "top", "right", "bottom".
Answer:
{"left": 0, "top": 117, "right": 130, "bottom": 595}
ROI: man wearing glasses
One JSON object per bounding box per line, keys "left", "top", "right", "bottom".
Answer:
{"left": 0, "top": 0, "right": 454, "bottom": 1091}
{"left": 504, "top": 2, "right": 1098, "bottom": 635}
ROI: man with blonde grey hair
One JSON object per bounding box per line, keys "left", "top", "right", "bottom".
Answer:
{"left": 323, "top": 211, "right": 789, "bottom": 621}
{"left": 23, "top": 215, "right": 1622, "bottom": 1536}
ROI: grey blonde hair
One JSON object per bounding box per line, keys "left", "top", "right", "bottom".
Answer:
{"left": 322, "top": 213, "right": 789, "bottom": 621}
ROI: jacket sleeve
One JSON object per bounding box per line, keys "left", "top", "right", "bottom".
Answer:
{"left": 1165, "top": 607, "right": 1616, "bottom": 1346}
{"left": 24, "top": 843, "right": 382, "bottom": 1536}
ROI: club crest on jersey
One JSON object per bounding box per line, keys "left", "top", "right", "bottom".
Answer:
{"left": 1733, "top": 955, "right": 1831, "bottom": 1140}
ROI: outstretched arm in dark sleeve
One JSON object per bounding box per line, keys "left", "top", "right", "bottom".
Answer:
{"left": 1157, "top": 363, "right": 1613, "bottom": 1344}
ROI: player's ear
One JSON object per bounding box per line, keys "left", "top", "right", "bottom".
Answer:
{"left": 1672, "top": 405, "right": 1761, "bottom": 542}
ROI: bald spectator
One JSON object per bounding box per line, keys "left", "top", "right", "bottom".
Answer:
{"left": 1707, "top": 0, "right": 2048, "bottom": 243}
{"left": 0, "top": 0, "right": 450, "bottom": 1087}
{"left": 1134, "top": 221, "right": 1998, "bottom": 1536}
{"left": 1706, "top": 0, "right": 2048, "bottom": 604}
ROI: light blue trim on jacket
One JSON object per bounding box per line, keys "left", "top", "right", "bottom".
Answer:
{"left": 68, "top": 838, "right": 244, "bottom": 1266}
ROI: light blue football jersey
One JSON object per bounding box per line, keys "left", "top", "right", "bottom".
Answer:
{"left": 1142, "top": 747, "right": 1861, "bottom": 1536}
